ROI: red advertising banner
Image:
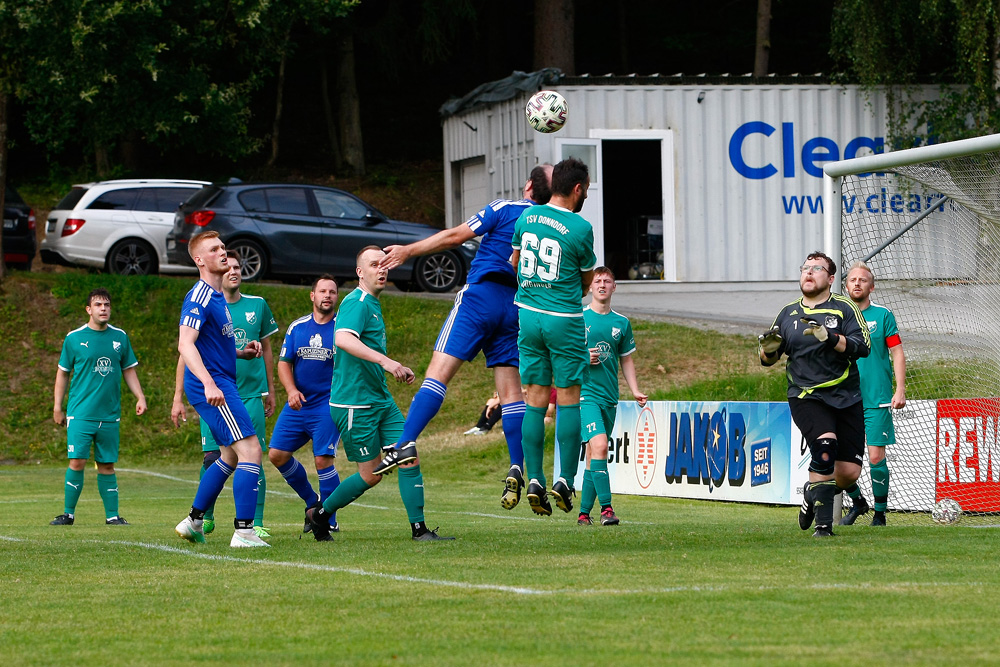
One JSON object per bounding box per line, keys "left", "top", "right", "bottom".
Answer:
{"left": 936, "top": 398, "right": 1000, "bottom": 512}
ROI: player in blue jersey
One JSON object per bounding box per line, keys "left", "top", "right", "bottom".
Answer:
{"left": 374, "top": 165, "right": 553, "bottom": 510}
{"left": 268, "top": 275, "right": 343, "bottom": 539}
{"left": 174, "top": 231, "right": 269, "bottom": 548}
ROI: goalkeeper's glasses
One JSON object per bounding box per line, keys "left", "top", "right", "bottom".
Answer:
{"left": 799, "top": 265, "right": 829, "bottom": 274}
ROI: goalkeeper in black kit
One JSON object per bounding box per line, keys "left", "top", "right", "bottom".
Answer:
{"left": 758, "top": 251, "right": 871, "bottom": 537}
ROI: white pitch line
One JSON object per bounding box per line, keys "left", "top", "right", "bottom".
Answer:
{"left": 0, "top": 535, "right": 24, "bottom": 542}
{"left": 107, "top": 540, "right": 550, "bottom": 596}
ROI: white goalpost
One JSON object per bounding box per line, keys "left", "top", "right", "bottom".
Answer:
{"left": 823, "top": 133, "right": 1000, "bottom": 522}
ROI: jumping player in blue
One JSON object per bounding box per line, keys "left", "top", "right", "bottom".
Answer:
{"left": 374, "top": 164, "right": 553, "bottom": 509}
{"left": 267, "top": 275, "right": 342, "bottom": 539}
{"left": 174, "top": 231, "right": 269, "bottom": 548}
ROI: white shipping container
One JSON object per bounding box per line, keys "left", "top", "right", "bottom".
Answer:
{"left": 442, "top": 77, "right": 935, "bottom": 284}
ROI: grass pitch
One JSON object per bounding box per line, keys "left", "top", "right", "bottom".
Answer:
{"left": 2, "top": 443, "right": 998, "bottom": 666}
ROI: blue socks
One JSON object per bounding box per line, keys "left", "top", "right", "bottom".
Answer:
{"left": 501, "top": 400, "right": 526, "bottom": 469}
{"left": 193, "top": 458, "right": 234, "bottom": 512}
{"left": 233, "top": 462, "right": 261, "bottom": 522}
{"left": 277, "top": 458, "right": 318, "bottom": 505}
{"left": 399, "top": 378, "right": 447, "bottom": 445}
{"left": 317, "top": 464, "right": 340, "bottom": 526}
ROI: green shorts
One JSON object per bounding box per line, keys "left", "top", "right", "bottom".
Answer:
{"left": 863, "top": 406, "right": 895, "bottom": 448}
{"left": 331, "top": 401, "right": 404, "bottom": 463}
{"left": 201, "top": 395, "right": 268, "bottom": 452}
{"left": 581, "top": 401, "right": 617, "bottom": 444}
{"left": 66, "top": 418, "right": 120, "bottom": 463}
{"left": 517, "top": 309, "right": 588, "bottom": 387}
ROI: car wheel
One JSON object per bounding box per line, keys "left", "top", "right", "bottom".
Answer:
{"left": 107, "top": 239, "right": 158, "bottom": 276}
{"left": 227, "top": 238, "right": 268, "bottom": 281}
{"left": 414, "top": 251, "right": 463, "bottom": 292}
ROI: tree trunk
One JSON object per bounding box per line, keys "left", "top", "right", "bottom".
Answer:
{"left": 95, "top": 141, "right": 110, "bottom": 178}
{"left": 320, "top": 56, "right": 343, "bottom": 173}
{"left": 0, "top": 91, "right": 7, "bottom": 282}
{"left": 268, "top": 28, "right": 291, "bottom": 167}
{"left": 533, "top": 0, "right": 575, "bottom": 75}
{"left": 753, "top": 0, "right": 772, "bottom": 78}
{"left": 336, "top": 32, "right": 365, "bottom": 177}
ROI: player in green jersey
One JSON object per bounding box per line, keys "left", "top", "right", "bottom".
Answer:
{"left": 577, "top": 267, "right": 647, "bottom": 526}
{"left": 841, "top": 261, "right": 907, "bottom": 526}
{"left": 511, "top": 157, "right": 597, "bottom": 516}
{"left": 171, "top": 252, "right": 278, "bottom": 536}
{"left": 50, "top": 288, "right": 146, "bottom": 526}
{"left": 306, "top": 246, "right": 454, "bottom": 541}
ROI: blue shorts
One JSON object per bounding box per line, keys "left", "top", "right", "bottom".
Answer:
{"left": 270, "top": 404, "right": 340, "bottom": 457}
{"left": 434, "top": 281, "right": 519, "bottom": 367}
{"left": 190, "top": 379, "right": 256, "bottom": 448}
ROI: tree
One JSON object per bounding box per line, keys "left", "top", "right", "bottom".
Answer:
{"left": 754, "top": 0, "right": 772, "bottom": 77}
{"left": 533, "top": 0, "right": 575, "bottom": 75}
{"left": 832, "top": 0, "right": 1000, "bottom": 143}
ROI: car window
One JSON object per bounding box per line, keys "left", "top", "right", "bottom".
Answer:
{"left": 238, "top": 189, "right": 267, "bottom": 212}
{"left": 135, "top": 187, "right": 200, "bottom": 213}
{"left": 264, "top": 188, "right": 311, "bottom": 215}
{"left": 54, "top": 187, "right": 88, "bottom": 211}
{"left": 314, "top": 189, "right": 367, "bottom": 219}
{"left": 88, "top": 189, "right": 139, "bottom": 211}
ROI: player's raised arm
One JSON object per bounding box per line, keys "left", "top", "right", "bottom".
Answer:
{"left": 381, "top": 225, "right": 476, "bottom": 271}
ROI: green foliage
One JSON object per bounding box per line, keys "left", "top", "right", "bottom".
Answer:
{"left": 832, "top": 0, "right": 1000, "bottom": 142}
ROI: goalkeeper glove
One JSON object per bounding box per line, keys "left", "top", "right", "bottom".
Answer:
{"left": 758, "top": 326, "right": 782, "bottom": 355}
{"left": 801, "top": 318, "right": 839, "bottom": 346}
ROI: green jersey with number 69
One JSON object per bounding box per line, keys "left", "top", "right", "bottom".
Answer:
{"left": 329, "top": 287, "right": 390, "bottom": 407}
{"left": 58, "top": 324, "right": 138, "bottom": 421}
{"left": 228, "top": 294, "right": 279, "bottom": 400}
{"left": 512, "top": 203, "right": 597, "bottom": 316}
{"left": 582, "top": 307, "right": 636, "bottom": 405}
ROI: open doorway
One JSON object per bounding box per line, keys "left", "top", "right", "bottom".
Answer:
{"left": 601, "top": 139, "right": 664, "bottom": 281}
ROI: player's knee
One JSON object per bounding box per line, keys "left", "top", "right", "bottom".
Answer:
{"left": 869, "top": 447, "right": 886, "bottom": 465}
{"left": 268, "top": 448, "right": 289, "bottom": 466}
{"left": 588, "top": 439, "right": 608, "bottom": 460}
{"left": 203, "top": 450, "right": 221, "bottom": 468}
{"left": 360, "top": 469, "right": 382, "bottom": 486}
{"left": 808, "top": 437, "right": 837, "bottom": 476}
{"left": 399, "top": 456, "right": 419, "bottom": 468}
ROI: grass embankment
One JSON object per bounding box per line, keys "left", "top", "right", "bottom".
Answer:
{"left": 0, "top": 272, "right": 784, "bottom": 464}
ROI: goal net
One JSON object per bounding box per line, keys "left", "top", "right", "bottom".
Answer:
{"left": 825, "top": 133, "right": 1000, "bottom": 524}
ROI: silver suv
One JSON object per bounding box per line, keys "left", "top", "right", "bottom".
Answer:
{"left": 41, "top": 179, "right": 209, "bottom": 275}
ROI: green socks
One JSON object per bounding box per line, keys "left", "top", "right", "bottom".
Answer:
{"left": 397, "top": 464, "right": 425, "bottom": 524}
{"left": 580, "top": 469, "right": 596, "bottom": 515}
{"left": 254, "top": 471, "right": 267, "bottom": 526}
{"left": 845, "top": 482, "right": 861, "bottom": 500}
{"left": 96, "top": 473, "right": 119, "bottom": 519}
{"left": 522, "top": 405, "right": 548, "bottom": 488}
{"left": 556, "top": 404, "right": 582, "bottom": 486}
{"left": 590, "top": 458, "right": 612, "bottom": 508}
{"left": 871, "top": 459, "right": 890, "bottom": 511}
{"left": 64, "top": 467, "right": 85, "bottom": 515}
{"left": 321, "top": 472, "right": 372, "bottom": 513}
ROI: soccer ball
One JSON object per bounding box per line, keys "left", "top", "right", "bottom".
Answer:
{"left": 932, "top": 498, "right": 962, "bottom": 525}
{"left": 525, "top": 90, "right": 568, "bottom": 133}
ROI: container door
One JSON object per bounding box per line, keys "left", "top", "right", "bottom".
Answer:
{"left": 554, "top": 138, "right": 604, "bottom": 266}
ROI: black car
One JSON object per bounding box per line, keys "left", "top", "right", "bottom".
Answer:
{"left": 166, "top": 183, "right": 476, "bottom": 291}
{"left": 3, "top": 187, "right": 37, "bottom": 271}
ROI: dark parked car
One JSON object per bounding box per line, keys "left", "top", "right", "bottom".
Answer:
{"left": 3, "top": 187, "right": 37, "bottom": 271}
{"left": 166, "top": 183, "right": 477, "bottom": 291}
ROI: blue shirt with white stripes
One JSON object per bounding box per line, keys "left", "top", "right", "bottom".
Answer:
{"left": 180, "top": 279, "right": 238, "bottom": 401}
{"left": 278, "top": 314, "right": 336, "bottom": 407}
{"left": 465, "top": 198, "right": 536, "bottom": 285}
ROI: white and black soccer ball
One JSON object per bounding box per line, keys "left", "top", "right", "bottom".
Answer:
{"left": 932, "top": 498, "right": 962, "bottom": 525}
{"left": 525, "top": 90, "right": 568, "bottom": 133}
